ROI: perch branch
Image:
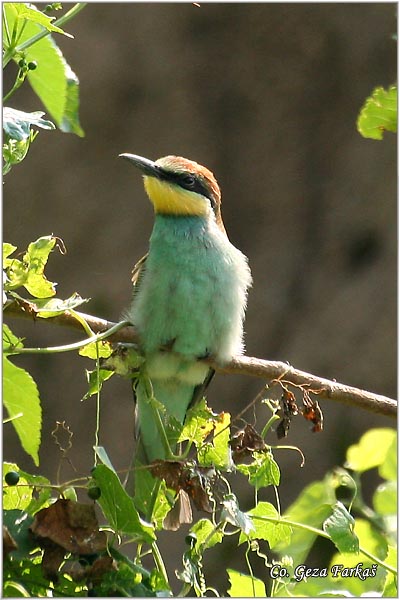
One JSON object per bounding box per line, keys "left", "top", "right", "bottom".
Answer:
{"left": 4, "top": 301, "right": 396, "bottom": 419}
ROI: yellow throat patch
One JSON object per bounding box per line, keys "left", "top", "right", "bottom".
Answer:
{"left": 144, "top": 176, "right": 209, "bottom": 216}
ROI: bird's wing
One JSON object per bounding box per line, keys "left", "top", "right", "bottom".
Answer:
{"left": 130, "top": 253, "right": 148, "bottom": 456}
{"left": 190, "top": 368, "right": 215, "bottom": 408}
{"left": 131, "top": 252, "right": 148, "bottom": 292}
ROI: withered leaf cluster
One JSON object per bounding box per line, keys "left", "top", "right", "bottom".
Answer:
{"left": 150, "top": 460, "right": 215, "bottom": 530}
{"left": 29, "top": 499, "right": 110, "bottom": 582}
{"left": 229, "top": 423, "right": 267, "bottom": 462}
{"left": 277, "top": 386, "right": 324, "bottom": 438}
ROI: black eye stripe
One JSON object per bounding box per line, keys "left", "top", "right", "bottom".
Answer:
{"left": 180, "top": 174, "right": 196, "bottom": 186}
{"left": 183, "top": 177, "right": 209, "bottom": 197}
{"left": 163, "top": 170, "right": 213, "bottom": 201}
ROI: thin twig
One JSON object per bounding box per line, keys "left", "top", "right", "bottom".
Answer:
{"left": 4, "top": 301, "right": 397, "bottom": 418}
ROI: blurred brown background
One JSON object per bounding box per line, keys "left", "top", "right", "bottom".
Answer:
{"left": 4, "top": 2, "right": 396, "bottom": 592}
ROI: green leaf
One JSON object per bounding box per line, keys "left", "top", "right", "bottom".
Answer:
{"left": 149, "top": 565, "right": 170, "bottom": 595}
{"left": 373, "top": 481, "right": 397, "bottom": 516}
{"left": 379, "top": 434, "right": 397, "bottom": 481}
{"left": 3, "top": 509, "right": 37, "bottom": 560}
{"left": 275, "top": 480, "right": 335, "bottom": 565}
{"left": 3, "top": 462, "right": 51, "bottom": 514}
{"left": 190, "top": 518, "right": 223, "bottom": 551}
{"left": 3, "top": 555, "right": 80, "bottom": 597}
{"left": 10, "top": 3, "right": 72, "bottom": 38}
{"left": 95, "top": 560, "right": 155, "bottom": 598}
{"left": 227, "top": 569, "right": 266, "bottom": 597}
{"left": 326, "top": 466, "right": 357, "bottom": 505}
{"left": 5, "top": 292, "right": 90, "bottom": 320}
{"left": 3, "top": 107, "right": 55, "bottom": 141}
{"left": 321, "top": 519, "right": 389, "bottom": 597}
{"left": 3, "top": 134, "right": 35, "bottom": 174}
{"left": 3, "top": 557, "right": 60, "bottom": 597}
{"left": 4, "top": 258, "right": 26, "bottom": 290}
{"left": 23, "top": 236, "right": 57, "bottom": 297}
{"left": 293, "top": 556, "right": 383, "bottom": 598}
{"left": 178, "top": 398, "right": 216, "bottom": 447}
{"left": 3, "top": 4, "right": 84, "bottom": 136}
{"left": 34, "top": 292, "right": 89, "bottom": 317}
{"left": 60, "top": 64, "right": 84, "bottom": 135}
{"left": 79, "top": 340, "right": 113, "bottom": 359}
{"left": 3, "top": 463, "right": 32, "bottom": 512}
{"left": 323, "top": 502, "right": 359, "bottom": 554}
{"left": 6, "top": 236, "right": 58, "bottom": 297}
{"left": 351, "top": 518, "right": 387, "bottom": 559}
{"left": 26, "top": 36, "right": 84, "bottom": 135}
{"left": 92, "top": 464, "right": 155, "bottom": 542}
{"left": 197, "top": 411, "right": 232, "bottom": 469}
{"left": 94, "top": 445, "right": 117, "bottom": 473}
{"left": 3, "top": 357, "right": 41, "bottom": 466}
{"left": 82, "top": 368, "right": 114, "bottom": 400}
{"left": 382, "top": 546, "right": 397, "bottom": 597}
{"left": 237, "top": 451, "right": 280, "bottom": 489}
{"left": 3, "top": 324, "right": 24, "bottom": 352}
{"left": 357, "top": 85, "right": 397, "bottom": 140}
{"left": 221, "top": 493, "right": 254, "bottom": 535}
{"left": 345, "top": 428, "right": 397, "bottom": 473}
{"left": 240, "top": 502, "right": 292, "bottom": 549}
{"left": 3, "top": 243, "right": 17, "bottom": 265}
{"left": 133, "top": 467, "right": 171, "bottom": 529}
{"left": 61, "top": 486, "right": 77, "bottom": 502}
{"left": 176, "top": 540, "right": 208, "bottom": 593}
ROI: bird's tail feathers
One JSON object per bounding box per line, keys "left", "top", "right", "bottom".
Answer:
{"left": 135, "top": 375, "right": 197, "bottom": 463}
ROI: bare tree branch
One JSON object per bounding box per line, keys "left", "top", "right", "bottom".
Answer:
{"left": 4, "top": 301, "right": 397, "bottom": 419}
{"left": 216, "top": 356, "right": 396, "bottom": 418}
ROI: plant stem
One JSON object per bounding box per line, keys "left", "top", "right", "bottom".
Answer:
{"left": 270, "top": 444, "right": 305, "bottom": 467}
{"left": 261, "top": 413, "right": 280, "bottom": 438}
{"left": 146, "top": 480, "right": 162, "bottom": 523}
{"left": 3, "top": 412, "right": 23, "bottom": 423}
{"left": 3, "top": 70, "right": 26, "bottom": 103}
{"left": 151, "top": 542, "right": 169, "bottom": 585}
{"left": 4, "top": 320, "right": 131, "bottom": 355}
{"left": 94, "top": 341, "right": 101, "bottom": 461}
{"left": 244, "top": 542, "right": 257, "bottom": 596}
{"left": 51, "top": 2, "right": 88, "bottom": 29}
{"left": 358, "top": 546, "right": 397, "bottom": 576}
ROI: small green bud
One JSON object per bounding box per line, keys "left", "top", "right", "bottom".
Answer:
{"left": 18, "top": 58, "right": 26, "bottom": 69}
{"left": 45, "top": 2, "right": 62, "bottom": 11}
{"left": 5, "top": 471, "right": 20, "bottom": 486}
{"left": 87, "top": 486, "right": 101, "bottom": 500}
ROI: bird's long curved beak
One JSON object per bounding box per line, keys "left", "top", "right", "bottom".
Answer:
{"left": 119, "top": 153, "right": 162, "bottom": 178}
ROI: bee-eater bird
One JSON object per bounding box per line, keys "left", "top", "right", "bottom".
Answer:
{"left": 120, "top": 153, "right": 252, "bottom": 465}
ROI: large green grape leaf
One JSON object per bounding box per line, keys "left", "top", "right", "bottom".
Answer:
{"left": 3, "top": 4, "right": 84, "bottom": 136}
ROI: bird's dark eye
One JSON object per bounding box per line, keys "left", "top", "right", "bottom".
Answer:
{"left": 181, "top": 174, "right": 196, "bottom": 188}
